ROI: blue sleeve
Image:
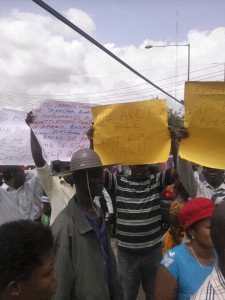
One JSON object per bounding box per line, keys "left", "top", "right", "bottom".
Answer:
{"left": 160, "top": 250, "right": 180, "bottom": 280}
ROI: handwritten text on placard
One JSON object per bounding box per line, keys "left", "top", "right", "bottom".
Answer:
{"left": 92, "top": 100, "right": 170, "bottom": 165}
{"left": 0, "top": 109, "right": 33, "bottom": 165}
{"left": 31, "top": 100, "right": 94, "bottom": 161}
{"left": 180, "top": 81, "right": 225, "bottom": 169}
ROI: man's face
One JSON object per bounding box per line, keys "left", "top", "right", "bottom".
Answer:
{"left": 130, "top": 165, "right": 149, "bottom": 181}
{"left": 87, "top": 168, "right": 105, "bottom": 196}
{"left": 202, "top": 167, "right": 224, "bottom": 188}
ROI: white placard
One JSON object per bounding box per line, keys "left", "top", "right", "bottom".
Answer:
{"left": 31, "top": 100, "right": 94, "bottom": 161}
{"left": 0, "top": 109, "right": 33, "bottom": 165}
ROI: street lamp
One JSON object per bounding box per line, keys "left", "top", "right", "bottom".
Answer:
{"left": 145, "top": 44, "right": 190, "bottom": 81}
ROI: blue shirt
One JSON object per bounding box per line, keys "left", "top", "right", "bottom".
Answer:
{"left": 161, "top": 244, "right": 216, "bottom": 300}
{"left": 83, "top": 210, "right": 113, "bottom": 297}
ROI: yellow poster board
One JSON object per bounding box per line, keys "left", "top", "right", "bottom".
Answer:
{"left": 180, "top": 81, "right": 225, "bottom": 169}
{"left": 92, "top": 100, "right": 170, "bottom": 165}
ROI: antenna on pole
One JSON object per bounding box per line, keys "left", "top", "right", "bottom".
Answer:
{"left": 175, "top": 11, "right": 179, "bottom": 99}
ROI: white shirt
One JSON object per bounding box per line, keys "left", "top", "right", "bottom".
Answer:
{"left": 25, "top": 169, "right": 43, "bottom": 219}
{"left": 94, "top": 188, "right": 114, "bottom": 214}
{"left": 37, "top": 163, "right": 75, "bottom": 225}
{"left": 0, "top": 176, "right": 39, "bottom": 225}
{"left": 37, "top": 163, "right": 114, "bottom": 225}
{"left": 177, "top": 156, "right": 225, "bottom": 203}
{"left": 191, "top": 265, "right": 225, "bottom": 300}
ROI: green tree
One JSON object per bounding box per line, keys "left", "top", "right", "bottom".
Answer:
{"left": 168, "top": 108, "right": 183, "bottom": 133}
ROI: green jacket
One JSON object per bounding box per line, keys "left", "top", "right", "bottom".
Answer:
{"left": 51, "top": 198, "right": 124, "bottom": 300}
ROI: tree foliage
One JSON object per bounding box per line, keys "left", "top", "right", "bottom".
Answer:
{"left": 168, "top": 108, "right": 184, "bottom": 133}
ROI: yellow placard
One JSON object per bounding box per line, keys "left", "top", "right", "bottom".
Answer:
{"left": 92, "top": 100, "right": 171, "bottom": 165}
{"left": 180, "top": 81, "right": 225, "bottom": 169}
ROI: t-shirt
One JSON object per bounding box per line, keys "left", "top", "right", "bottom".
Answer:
{"left": 107, "top": 169, "right": 171, "bottom": 252}
{"left": 161, "top": 244, "right": 216, "bottom": 300}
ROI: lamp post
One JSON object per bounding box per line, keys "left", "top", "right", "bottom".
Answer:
{"left": 145, "top": 44, "right": 190, "bottom": 81}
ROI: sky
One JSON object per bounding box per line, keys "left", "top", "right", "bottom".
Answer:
{"left": 0, "top": 0, "right": 225, "bottom": 112}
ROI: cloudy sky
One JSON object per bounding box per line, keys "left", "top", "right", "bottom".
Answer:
{"left": 0, "top": 0, "right": 225, "bottom": 112}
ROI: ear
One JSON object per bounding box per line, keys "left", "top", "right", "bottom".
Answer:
{"left": 6, "top": 281, "right": 21, "bottom": 297}
{"left": 187, "top": 227, "right": 195, "bottom": 239}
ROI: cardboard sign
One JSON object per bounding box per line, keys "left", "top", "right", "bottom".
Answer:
{"left": 180, "top": 81, "right": 225, "bottom": 169}
{"left": 31, "top": 100, "right": 94, "bottom": 161}
{"left": 92, "top": 100, "right": 170, "bottom": 165}
{"left": 0, "top": 109, "right": 33, "bottom": 165}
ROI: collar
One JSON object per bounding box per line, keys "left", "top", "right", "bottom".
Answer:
{"left": 66, "top": 197, "right": 103, "bottom": 235}
{"left": 59, "top": 177, "right": 66, "bottom": 184}
{"left": 1, "top": 183, "right": 15, "bottom": 191}
{"left": 203, "top": 181, "right": 225, "bottom": 190}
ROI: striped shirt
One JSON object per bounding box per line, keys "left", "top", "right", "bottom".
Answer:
{"left": 191, "top": 264, "right": 225, "bottom": 300}
{"left": 107, "top": 170, "right": 171, "bottom": 252}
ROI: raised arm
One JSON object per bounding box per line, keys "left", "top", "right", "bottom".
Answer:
{"left": 167, "top": 127, "right": 179, "bottom": 182}
{"left": 86, "top": 124, "right": 94, "bottom": 150}
{"left": 176, "top": 127, "right": 198, "bottom": 198}
{"left": 25, "top": 111, "right": 45, "bottom": 168}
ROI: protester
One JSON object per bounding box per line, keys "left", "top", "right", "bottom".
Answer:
{"left": 0, "top": 165, "right": 41, "bottom": 225}
{"left": 162, "top": 179, "right": 189, "bottom": 256}
{"left": 191, "top": 201, "right": 225, "bottom": 299}
{"left": 177, "top": 128, "right": 225, "bottom": 203}
{"left": 25, "top": 167, "right": 43, "bottom": 222}
{"left": 87, "top": 126, "right": 177, "bottom": 300}
{"left": 26, "top": 112, "right": 76, "bottom": 225}
{"left": 155, "top": 197, "right": 217, "bottom": 300}
{"left": 0, "top": 220, "right": 57, "bottom": 300}
{"left": 51, "top": 148, "right": 123, "bottom": 300}
{"left": 26, "top": 111, "right": 114, "bottom": 225}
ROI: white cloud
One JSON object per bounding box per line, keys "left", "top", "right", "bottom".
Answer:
{"left": 0, "top": 8, "right": 224, "bottom": 114}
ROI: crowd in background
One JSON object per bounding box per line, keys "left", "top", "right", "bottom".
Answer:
{"left": 0, "top": 112, "right": 225, "bottom": 300}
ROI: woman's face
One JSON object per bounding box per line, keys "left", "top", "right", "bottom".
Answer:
{"left": 190, "top": 217, "right": 213, "bottom": 248}
{"left": 19, "top": 250, "right": 57, "bottom": 300}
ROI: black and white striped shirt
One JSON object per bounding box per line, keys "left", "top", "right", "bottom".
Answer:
{"left": 107, "top": 170, "right": 171, "bottom": 252}
{"left": 191, "top": 264, "right": 225, "bottom": 300}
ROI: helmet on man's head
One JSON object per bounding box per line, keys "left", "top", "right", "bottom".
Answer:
{"left": 70, "top": 149, "right": 103, "bottom": 171}
{"left": 54, "top": 148, "right": 119, "bottom": 177}
{"left": 69, "top": 148, "right": 117, "bottom": 172}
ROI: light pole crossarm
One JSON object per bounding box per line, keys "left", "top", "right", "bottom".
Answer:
{"left": 145, "top": 43, "right": 190, "bottom": 81}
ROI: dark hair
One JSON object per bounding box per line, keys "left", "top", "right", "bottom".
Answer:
{"left": 185, "top": 220, "right": 201, "bottom": 239}
{"left": 0, "top": 220, "right": 53, "bottom": 293}
{"left": 3, "top": 166, "right": 24, "bottom": 182}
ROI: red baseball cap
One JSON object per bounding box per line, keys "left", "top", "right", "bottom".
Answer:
{"left": 179, "top": 197, "right": 216, "bottom": 229}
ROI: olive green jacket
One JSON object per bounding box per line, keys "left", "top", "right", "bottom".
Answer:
{"left": 51, "top": 198, "right": 124, "bottom": 300}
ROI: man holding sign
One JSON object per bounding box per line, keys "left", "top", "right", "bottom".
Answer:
{"left": 88, "top": 124, "right": 177, "bottom": 300}
{"left": 26, "top": 112, "right": 75, "bottom": 225}
{"left": 177, "top": 128, "right": 225, "bottom": 203}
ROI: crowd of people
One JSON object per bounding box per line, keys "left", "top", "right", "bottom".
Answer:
{"left": 0, "top": 110, "right": 225, "bottom": 300}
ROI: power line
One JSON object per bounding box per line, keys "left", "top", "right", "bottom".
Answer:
{"left": 31, "top": 0, "right": 182, "bottom": 104}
